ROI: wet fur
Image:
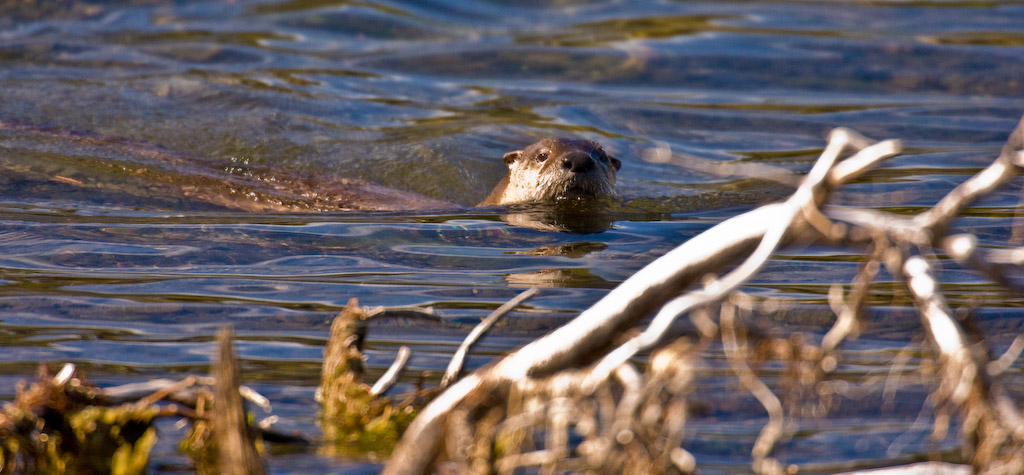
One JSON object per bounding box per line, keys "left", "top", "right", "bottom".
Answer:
{"left": 0, "top": 121, "right": 618, "bottom": 212}
{"left": 480, "top": 138, "right": 621, "bottom": 206}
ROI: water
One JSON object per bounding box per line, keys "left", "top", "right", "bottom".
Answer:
{"left": 1, "top": 0, "right": 1023, "bottom": 473}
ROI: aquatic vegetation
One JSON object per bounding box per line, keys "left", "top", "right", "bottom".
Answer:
{"left": 0, "top": 365, "right": 158, "bottom": 475}
{"left": 317, "top": 299, "right": 421, "bottom": 459}
{"left": 0, "top": 330, "right": 273, "bottom": 475}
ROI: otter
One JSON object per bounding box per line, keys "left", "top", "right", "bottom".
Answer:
{"left": 479, "top": 138, "right": 621, "bottom": 207}
{"left": 0, "top": 121, "right": 620, "bottom": 215}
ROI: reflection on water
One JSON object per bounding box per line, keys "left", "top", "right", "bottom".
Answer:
{"left": 1, "top": 0, "right": 1023, "bottom": 472}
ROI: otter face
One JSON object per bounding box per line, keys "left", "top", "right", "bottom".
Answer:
{"left": 497, "top": 138, "right": 621, "bottom": 205}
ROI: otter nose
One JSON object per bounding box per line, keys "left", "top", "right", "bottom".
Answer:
{"left": 561, "top": 152, "right": 595, "bottom": 173}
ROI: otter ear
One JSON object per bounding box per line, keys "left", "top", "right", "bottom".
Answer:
{"left": 609, "top": 155, "right": 621, "bottom": 171}
{"left": 502, "top": 150, "right": 522, "bottom": 166}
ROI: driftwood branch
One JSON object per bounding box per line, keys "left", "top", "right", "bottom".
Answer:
{"left": 441, "top": 288, "right": 538, "bottom": 389}
{"left": 385, "top": 128, "right": 902, "bottom": 474}
{"left": 102, "top": 376, "right": 271, "bottom": 412}
{"left": 371, "top": 346, "right": 411, "bottom": 396}
{"left": 385, "top": 117, "right": 1024, "bottom": 474}
{"left": 213, "top": 326, "right": 265, "bottom": 475}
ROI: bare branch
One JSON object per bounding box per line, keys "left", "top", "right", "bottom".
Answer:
{"left": 385, "top": 127, "right": 903, "bottom": 475}
{"left": 943, "top": 234, "right": 1024, "bottom": 291}
{"left": 371, "top": 346, "right": 411, "bottom": 397}
{"left": 53, "top": 363, "right": 75, "bottom": 385}
{"left": 364, "top": 305, "right": 442, "bottom": 320}
{"left": 826, "top": 136, "right": 902, "bottom": 186}
{"left": 901, "top": 252, "right": 1024, "bottom": 465}
{"left": 385, "top": 118, "right": 1024, "bottom": 474}
{"left": 987, "top": 335, "right": 1024, "bottom": 377}
{"left": 902, "top": 255, "right": 968, "bottom": 363}
{"left": 579, "top": 127, "right": 874, "bottom": 389}
{"left": 441, "top": 288, "right": 538, "bottom": 389}
{"left": 915, "top": 118, "right": 1024, "bottom": 238}
{"left": 821, "top": 243, "right": 882, "bottom": 354}
{"left": 986, "top": 246, "right": 1024, "bottom": 265}
{"left": 643, "top": 143, "right": 801, "bottom": 187}
{"left": 721, "top": 302, "right": 784, "bottom": 475}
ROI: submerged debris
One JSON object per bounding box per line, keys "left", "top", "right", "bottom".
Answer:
{"left": 0, "top": 364, "right": 159, "bottom": 475}
{"left": 317, "top": 298, "right": 421, "bottom": 460}
{"left": 0, "top": 328, "right": 276, "bottom": 474}
{"left": 181, "top": 327, "right": 266, "bottom": 475}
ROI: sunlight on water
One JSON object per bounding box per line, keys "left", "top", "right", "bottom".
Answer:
{"left": 1, "top": 0, "right": 1023, "bottom": 472}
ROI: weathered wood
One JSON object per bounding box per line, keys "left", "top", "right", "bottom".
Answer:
{"left": 212, "top": 326, "right": 264, "bottom": 475}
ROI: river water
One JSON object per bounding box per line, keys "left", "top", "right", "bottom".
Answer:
{"left": 1, "top": 0, "right": 1023, "bottom": 473}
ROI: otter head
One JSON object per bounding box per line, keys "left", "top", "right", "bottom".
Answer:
{"left": 482, "top": 138, "right": 621, "bottom": 206}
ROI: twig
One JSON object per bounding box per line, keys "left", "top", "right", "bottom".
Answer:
{"left": 721, "top": 302, "right": 784, "bottom": 475}
{"left": 364, "top": 305, "right": 442, "bottom": 321}
{"left": 101, "top": 375, "right": 272, "bottom": 413}
{"left": 943, "top": 234, "right": 1024, "bottom": 292}
{"left": 825, "top": 135, "right": 902, "bottom": 185}
{"left": 53, "top": 363, "right": 75, "bottom": 385}
{"left": 915, "top": 123, "right": 1024, "bottom": 238}
{"left": 987, "top": 335, "right": 1024, "bottom": 377}
{"left": 371, "top": 346, "right": 411, "bottom": 397}
{"left": 902, "top": 253, "right": 1024, "bottom": 442}
{"left": 102, "top": 378, "right": 198, "bottom": 403}
{"left": 832, "top": 119, "right": 1024, "bottom": 247}
{"left": 821, "top": 242, "right": 882, "bottom": 354}
{"left": 986, "top": 246, "right": 1024, "bottom": 265}
{"left": 610, "top": 364, "right": 643, "bottom": 444}
{"left": 441, "top": 288, "right": 539, "bottom": 389}
{"left": 134, "top": 375, "right": 201, "bottom": 408}
{"left": 643, "top": 144, "right": 800, "bottom": 187}
{"left": 239, "top": 385, "right": 272, "bottom": 413}
{"left": 881, "top": 339, "right": 919, "bottom": 413}
{"left": 902, "top": 256, "right": 967, "bottom": 364}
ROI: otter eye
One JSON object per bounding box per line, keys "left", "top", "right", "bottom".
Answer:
{"left": 535, "top": 152, "right": 549, "bottom": 163}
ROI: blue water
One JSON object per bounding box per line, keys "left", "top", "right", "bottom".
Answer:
{"left": 1, "top": 0, "right": 1023, "bottom": 472}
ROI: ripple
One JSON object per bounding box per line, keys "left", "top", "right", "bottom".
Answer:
{"left": 0, "top": 0, "right": 1022, "bottom": 471}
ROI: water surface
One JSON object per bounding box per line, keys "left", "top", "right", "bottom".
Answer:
{"left": 1, "top": 0, "right": 1023, "bottom": 472}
